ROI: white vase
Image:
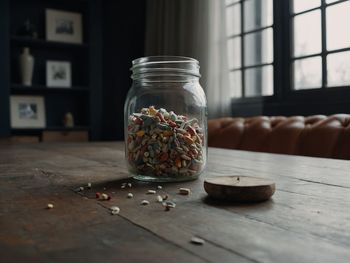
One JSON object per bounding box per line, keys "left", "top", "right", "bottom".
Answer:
{"left": 19, "top": 47, "right": 34, "bottom": 86}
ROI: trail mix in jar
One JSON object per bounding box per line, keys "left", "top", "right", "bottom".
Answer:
{"left": 126, "top": 106, "right": 205, "bottom": 178}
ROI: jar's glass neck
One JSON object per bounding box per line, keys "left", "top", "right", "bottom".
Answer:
{"left": 131, "top": 56, "right": 201, "bottom": 82}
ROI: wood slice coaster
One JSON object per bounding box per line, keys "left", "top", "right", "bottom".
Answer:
{"left": 204, "top": 176, "right": 275, "bottom": 203}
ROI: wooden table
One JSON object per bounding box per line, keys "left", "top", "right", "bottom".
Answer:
{"left": 1, "top": 142, "right": 350, "bottom": 263}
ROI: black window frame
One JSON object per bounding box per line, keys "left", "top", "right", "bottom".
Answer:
{"left": 229, "top": 0, "right": 350, "bottom": 117}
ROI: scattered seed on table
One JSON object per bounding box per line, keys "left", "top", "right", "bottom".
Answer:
{"left": 110, "top": 206, "right": 120, "bottom": 215}
{"left": 163, "top": 201, "right": 176, "bottom": 211}
{"left": 156, "top": 195, "right": 163, "bottom": 203}
{"left": 87, "top": 183, "right": 92, "bottom": 189}
{"left": 190, "top": 237, "right": 205, "bottom": 245}
{"left": 141, "top": 200, "right": 150, "bottom": 205}
{"left": 127, "top": 183, "right": 132, "bottom": 188}
{"left": 157, "top": 185, "right": 162, "bottom": 190}
{"left": 101, "top": 193, "right": 111, "bottom": 200}
{"left": 121, "top": 183, "right": 126, "bottom": 189}
{"left": 147, "top": 190, "right": 156, "bottom": 194}
{"left": 127, "top": 193, "right": 133, "bottom": 198}
{"left": 47, "top": 203, "right": 54, "bottom": 209}
{"left": 179, "top": 188, "right": 191, "bottom": 195}
{"left": 162, "top": 194, "right": 169, "bottom": 201}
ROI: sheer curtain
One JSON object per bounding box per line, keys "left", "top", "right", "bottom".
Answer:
{"left": 145, "top": 0, "right": 232, "bottom": 118}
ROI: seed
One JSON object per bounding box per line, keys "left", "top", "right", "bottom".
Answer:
{"left": 163, "top": 201, "right": 176, "bottom": 208}
{"left": 110, "top": 206, "right": 120, "bottom": 215}
{"left": 156, "top": 195, "right": 163, "bottom": 202}
{"left": 162, "top": 194, "right": 169, "bottom": 201}
{"left": 147, "top": 190, "right": 156, "bottom": 194}
{"left": 101, "top": 193, "right": 110, "bottom": 200}
{"left": 127, "top": 193, "right": 133, "bottom": 198}
{"left": 190, "top": 237, "right": 205, "bottom": 245}
{"left": 121, "top": 183, "right": 126, "bottom": 189}
{"left": 127, "top": 183, "right": 132, "bottom": 188}
{"left": 157, "top": 185, "right": 162, "bottom": 189}
{"left": 87, "top": 183, "right": 92, "bottom": 189}
{"left": 47, "top": 203, "right": 54, "bottom": 209}
{"left": 179, "top": 188, "right": 191, "bottom": 195}
{"left": 141, "top": 200, "right": 150, "bottom": 205}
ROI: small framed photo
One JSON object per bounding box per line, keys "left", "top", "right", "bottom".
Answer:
{"left": 46, "top": 61, "right": 71, "bottom": 87}
{"left": 46, "top": 9, "right": 83, "bottom": 44}
{"left": 10, "top": 96, "right": 46, "bottom": 128}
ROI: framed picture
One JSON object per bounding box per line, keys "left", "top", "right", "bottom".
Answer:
{"left": 46, "top": 9, "right": 83, "bottom": 44}
{"left": 46, "top": 61, "right": 71, "bottom": 87}
{"left": 10, "top": 96, "right": 46, "bottom": 128}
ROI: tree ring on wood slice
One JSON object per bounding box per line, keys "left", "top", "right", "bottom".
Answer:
{"left": 204, "top": 176, "right": 275, "bottom": 203}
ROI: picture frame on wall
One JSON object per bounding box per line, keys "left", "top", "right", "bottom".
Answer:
{"left": 46, "top": 9, "right": 83, "bottom": 44}
{"left": 46, "top": 61, "right": 71, "bottom": 88}
{"left": 10, "top": 96, "right": 46, "bottom": 128}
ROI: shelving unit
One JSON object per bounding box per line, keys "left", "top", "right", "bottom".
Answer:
{"left": 0, "top": 0, "right": 103, "bottom": 141}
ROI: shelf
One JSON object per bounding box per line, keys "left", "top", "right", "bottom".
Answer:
{"left": 11, "top": 36, "right": 89, "bottom": 49}
{"left": 11, "top": 84, "right": 89, "bottom": 94}
{"left": 12, "top": 126, "right": 90, "bottom": 133}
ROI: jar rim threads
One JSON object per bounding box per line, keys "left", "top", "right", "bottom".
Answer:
{"left": 131, "top": 56, "right": 201, "bottom": 80}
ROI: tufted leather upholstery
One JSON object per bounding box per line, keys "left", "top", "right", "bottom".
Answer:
{"left": 208, "top": 114, "right": 350, "bottom": 160}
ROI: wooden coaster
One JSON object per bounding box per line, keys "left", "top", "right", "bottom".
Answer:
{"left": 204, "top": 176, "right": 275, "bottom": 203}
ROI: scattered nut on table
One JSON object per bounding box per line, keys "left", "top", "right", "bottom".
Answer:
{"left": 179, "top": 188, "right": 191, "bottom": 195}
{"left": 190, "top": 237, "right": 205, "bottom": 245}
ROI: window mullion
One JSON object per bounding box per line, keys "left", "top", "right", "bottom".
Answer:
{"left": 241, "top": 1, "right": 245, "bottom": 98}
{"left": 321, "top": 0, "right": 327, "bottom": 88}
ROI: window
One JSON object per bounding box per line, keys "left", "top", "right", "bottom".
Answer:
{"left": 226, "top": 0, "right": 274, "bottom": 98}
{"left": 225, "top": 0, "right": 350, "bottom": 107}
{"left": 292, "top": 0, "right": 350, "bottom": 90}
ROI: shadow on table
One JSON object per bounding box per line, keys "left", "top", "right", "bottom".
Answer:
{"left": 202, "top": 195, "right": 275, "bottom": 210}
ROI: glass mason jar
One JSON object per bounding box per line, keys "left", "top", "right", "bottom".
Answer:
{"left": 124, "top": 56, "right": 207, "bottom": 182}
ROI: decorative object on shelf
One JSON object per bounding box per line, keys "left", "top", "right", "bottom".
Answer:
{"left": 19, "top": 47, "right": 34, "bottom": 86}
{"left": 46, "top": 61, "right": 71, "bottom": 87}
{"left": 46, "top": 9, "right": 83, "bottom": 44}
{"left": 17, "top": 20, "right": 38, "bottom": 39}
{"left": 63, "top": 112, "right": 74, "bottom": 127}
{"left": 10, "top": 96, "right": 46, "bottom": 128}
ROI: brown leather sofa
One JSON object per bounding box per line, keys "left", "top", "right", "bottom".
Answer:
{"left": 208, "top": 114, "right": 350, "bottom": 160}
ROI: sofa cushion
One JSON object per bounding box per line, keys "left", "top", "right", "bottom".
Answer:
{"left": 208, "top": 114, "right": 350, "bottom": 160}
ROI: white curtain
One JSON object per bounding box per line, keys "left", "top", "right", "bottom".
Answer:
{"left": 145, "top": 0, "right": 231, "bottom": 118}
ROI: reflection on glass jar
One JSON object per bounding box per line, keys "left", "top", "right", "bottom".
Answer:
{"left": 124, "top": 56, "right": 207, "bottom": 182}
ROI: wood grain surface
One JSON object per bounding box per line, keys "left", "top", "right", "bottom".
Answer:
{"left": 1, "top": 142, "right": 350, "bottom": 263}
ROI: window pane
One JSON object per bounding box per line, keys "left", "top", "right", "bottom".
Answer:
{"left": 244, "top": 0, "right": 273, "bottom": 32}
{"left": 226, "top": 4, "right": 241, "bottom": 36}
{"left": 293, "top": 0, "right": 320, "bottom": 13}
{"left": 229, "top": 71, "right": 242, "bottom": 98}
{"left": 293, "top": 10, "right": 321, "bottom": 57}
{"left": 327, "top": 51, "right": 350, "bottom": 87}
{"left": 227, "top": 37, "right": 241, "bottom": 69}
{"left": 245, "top": 65, "right": 273, "bottom": 97}
{"left": 326, "top": 1, "right": 350, "bottom": 50}
{"left": 244, "top": 28, "right": 273, "bottom": 66}
{"left": 293, "top": 57, "right": 322, "bottom": 89}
